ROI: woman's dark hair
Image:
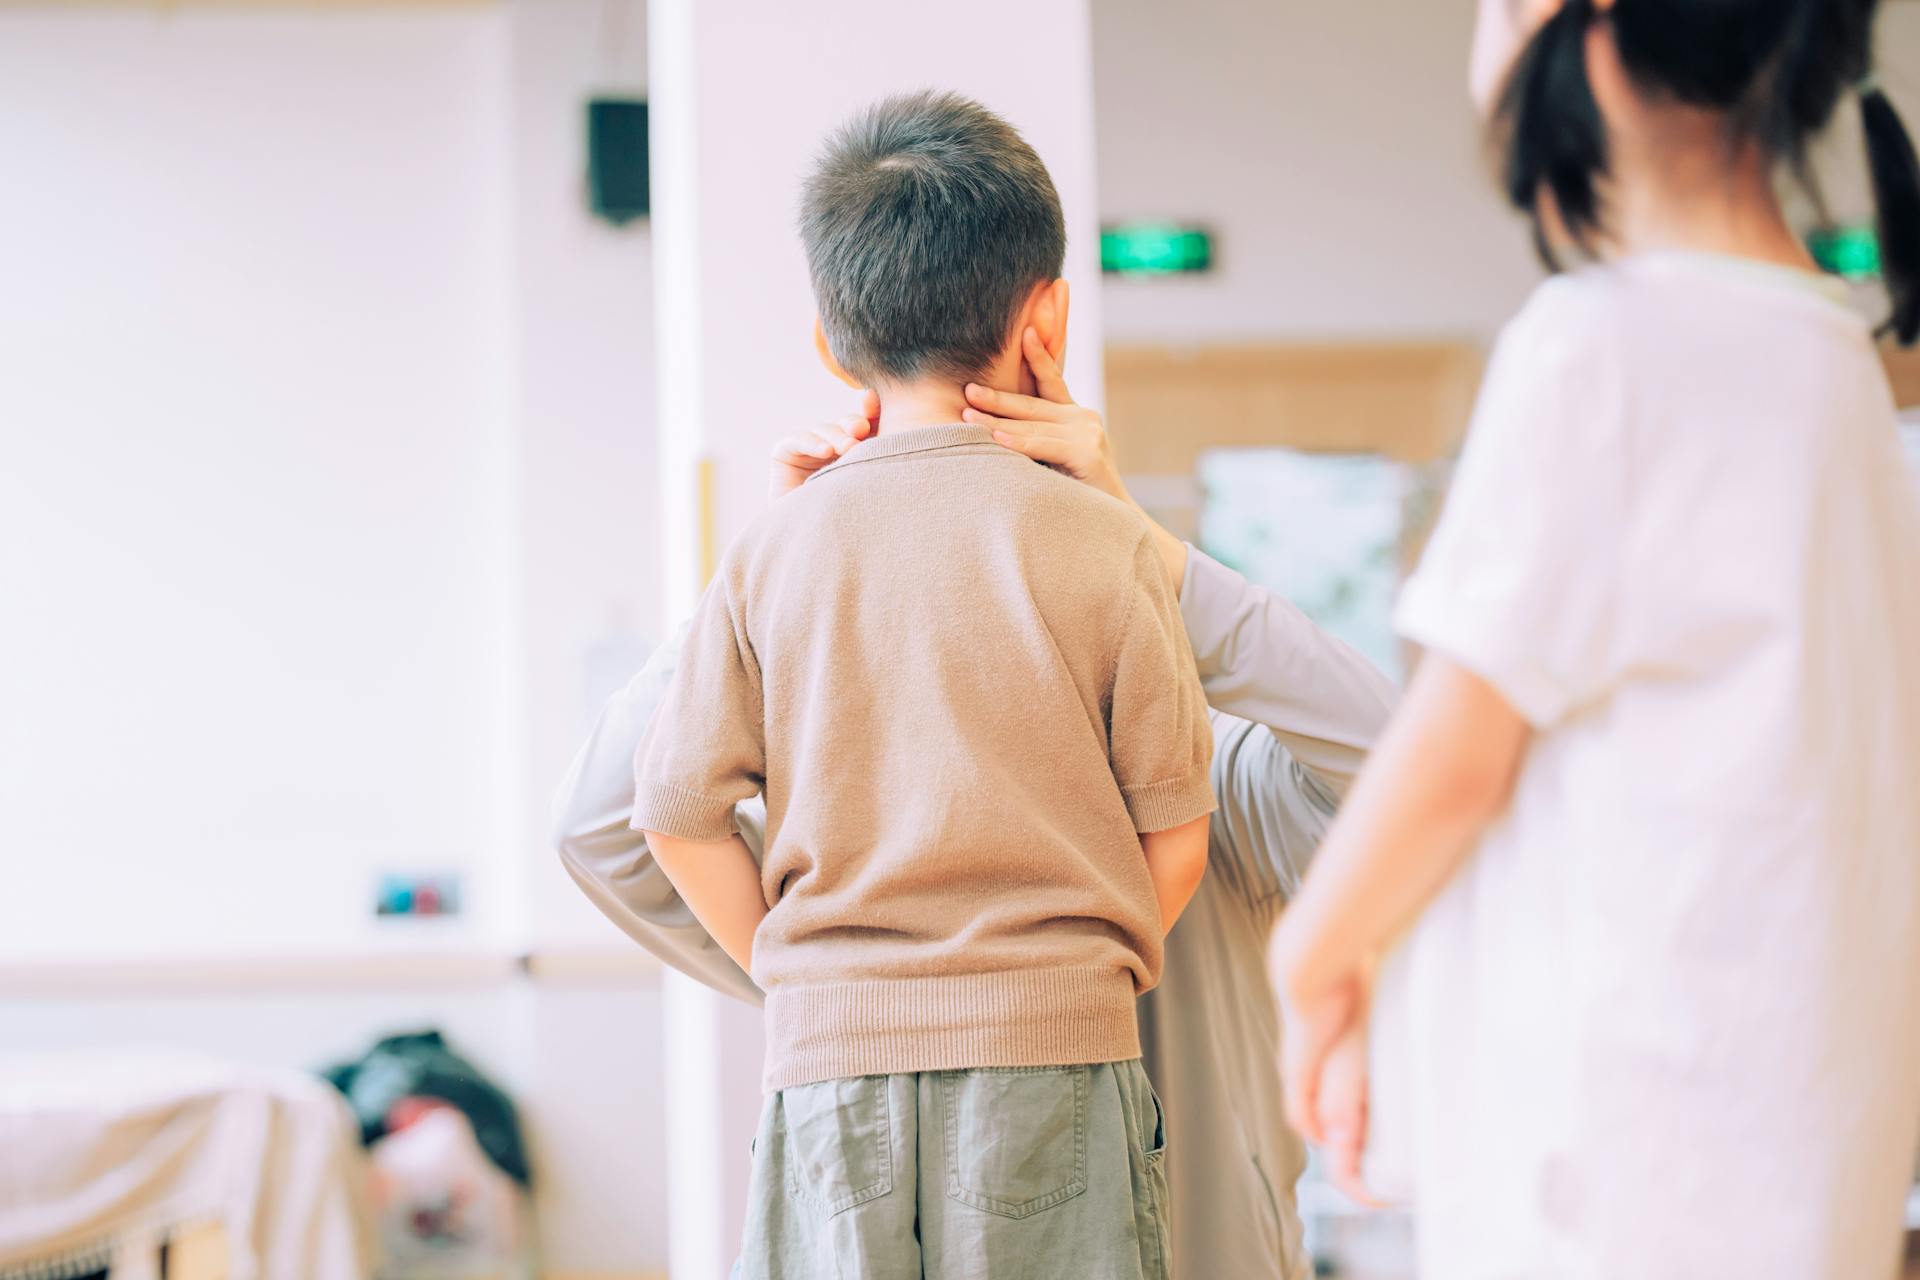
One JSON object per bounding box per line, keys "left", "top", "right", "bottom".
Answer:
{"left": 1494, "top": 0, "right": 1920, "bottom": 344}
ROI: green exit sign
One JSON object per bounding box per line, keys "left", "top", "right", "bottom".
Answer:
{"left": 1808, "top": 224, "right": 1881, "bottom": 280}
{"left": 1102, "top": 223, "right": 1213, "bottom": 276}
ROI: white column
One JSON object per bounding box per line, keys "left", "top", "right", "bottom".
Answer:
{"left": 647, "top": 1, "right": 1107, "bottom": 1274}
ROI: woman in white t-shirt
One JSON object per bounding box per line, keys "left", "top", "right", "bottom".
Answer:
{"left": 958, "top": 0, "right": 1920, "bottom": 1274}
{"left": 1261, "top": 0, "right": 1920, "bottom": 1275}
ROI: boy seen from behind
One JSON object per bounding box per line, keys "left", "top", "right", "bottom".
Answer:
{"left": 633, "top": 90, "right": 1214, "bottom": 1280}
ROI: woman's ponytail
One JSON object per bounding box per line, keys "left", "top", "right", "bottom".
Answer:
{"left": 1493, "top": 0, "right": 1917, "bottom": 332}
{"left": 1859, "top": 82, "right": 1920, "bottom": 345}
{"left": 1498, "top": 0, "right": 1607, "bottom": 270}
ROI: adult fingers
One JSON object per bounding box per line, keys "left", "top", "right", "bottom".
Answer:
{"left": 774, "top": 424, "right": 857, "bottom": 470}
{"left": 1021, "top": 326, "right": 1074, "bottom": 405}
{"left": 959, "top": 407, "right": 1070, "bottom": 443}
{"left": 770, "top": 432, "right": 837, "bottom": 497}
{"left": 959, "top": 412, "right": 1079, "bottom": 468}
{"left": 774, "top": 431, "right": 837, "bottom": 463}
{"left": 1326, "top": 1151, "right": 1381, "bottom": 1209}
{"left": 1320, "top": 1055, "right": 1376, "bottom": 1206}
{"left": 837, "top": 404, "right": 877, "bottom": 445}
{"left": 963, "top": 381, "right": 1076, "bottom": 424}
{"left": 1281, "top": 1037, "right": 1327, "bottom": 1147}
{"left": 1325, "top": 1115, "right": 1381, "bottom": 1210}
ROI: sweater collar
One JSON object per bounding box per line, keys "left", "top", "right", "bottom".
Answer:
{"left": 823, "top": 422, "right": 1001, "bottom": 471}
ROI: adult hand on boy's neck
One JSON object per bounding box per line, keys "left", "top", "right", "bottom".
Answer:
{"left": 766, "top": 367, "right": 1028, "bottom": 500}
{"left": 784, "top": 275, "right": 1065, "bottom": 493}
{"left": 768, "top": 389, "right": 879, "bottom": 498}
{"left": 768, "top": 366, "right": 1030, "bottom": 500}
{"left": 872, "top": 344, "right": 1031, "bottom": 434}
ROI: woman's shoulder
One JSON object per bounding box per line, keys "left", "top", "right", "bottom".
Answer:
{"left": 1496, "top": 268, "right": 1628, "bottom": 360}
{"left": 1479, "top": 270, "right": 1630, "bottom": 421}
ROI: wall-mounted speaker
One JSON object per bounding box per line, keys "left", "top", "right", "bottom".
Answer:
{"left": 587, "top": 98, "right": 649, "bottom": 226}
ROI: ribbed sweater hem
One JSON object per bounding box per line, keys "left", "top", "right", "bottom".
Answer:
{"left": 762, "top": 966, "right": 1141, "bottom": 1092}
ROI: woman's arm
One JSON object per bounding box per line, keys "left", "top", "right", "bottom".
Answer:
{"left": 1272, "top": 653, "right": 1528, "bottom": 1141}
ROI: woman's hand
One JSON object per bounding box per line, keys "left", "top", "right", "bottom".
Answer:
{"left": 1277, "top": 960, "right": 1380, "bottom": 1206}
{"left": 769, "top": 389, "right": 879, "bottom": 498}
{"left": 962, "top": 327, "right": 1129, "bottom": 507}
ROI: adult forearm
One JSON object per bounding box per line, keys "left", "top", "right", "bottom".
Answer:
{"left": 643, "top": 831, "right": 769, "bottom": 978}
{"left": 1179, "top": 547, "right": 1398, "bottom": 793}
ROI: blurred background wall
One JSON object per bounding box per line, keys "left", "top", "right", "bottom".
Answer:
{"left": 1094, "top": 0, "right": 1542, "bottom": 342}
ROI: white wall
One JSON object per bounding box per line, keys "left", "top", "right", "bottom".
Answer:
{"left": 0, "top": 0, "right": 662, "bottom": 961}
{"left": 504, "top": 0, "right": 666, "bottom": 950}
{"left": 1092, "top": 0, "right": 1540, "bottom": 343}
{"left": 0, "top": 7, "right": 519, "bottom": 961}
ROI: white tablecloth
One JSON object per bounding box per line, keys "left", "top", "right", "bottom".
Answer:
{"left": 0, "top": 1050, "right": 374, "bottom": 1280}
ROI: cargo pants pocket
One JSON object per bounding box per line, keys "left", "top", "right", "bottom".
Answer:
{"left": 940, "top": 1065, "right": 1090, "bottom": 1219}
{"left": 779, "top": 1075, "right": 895, "bottom": 1216}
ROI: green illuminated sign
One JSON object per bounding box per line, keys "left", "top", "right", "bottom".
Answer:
{"left": 1808, "top": 224, "right": 1881, "bottom": 280}
{"left": 1102, "top": 223, "right": 1213, "bottom": 276}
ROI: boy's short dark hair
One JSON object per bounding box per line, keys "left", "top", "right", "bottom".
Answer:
{"left": 801, "top": 90, "right": 1067, "bottom": 385}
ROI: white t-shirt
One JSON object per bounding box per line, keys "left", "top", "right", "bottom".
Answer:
{"left": 1377, "top": 252, "right": 1920, "bottom": 1279}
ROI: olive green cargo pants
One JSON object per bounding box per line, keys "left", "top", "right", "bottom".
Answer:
{"left": 734, "top": 1059, "right": 1172, "bottom": 1279}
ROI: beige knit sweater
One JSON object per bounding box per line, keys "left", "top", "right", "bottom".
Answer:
{"left": 632, "top": 424, "right": 1215, "bottom": 1090}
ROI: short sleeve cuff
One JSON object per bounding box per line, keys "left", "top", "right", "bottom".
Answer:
{"left": 631, "top": 780, "right": 741, "bottom": 842}
{"left": 1121, "top": 772, "right": 1217, "bottom": 835}
{"left": 1392, "top": 576, "right": 1569, "bottom": 730}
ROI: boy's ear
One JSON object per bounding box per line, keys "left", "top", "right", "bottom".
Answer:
{"left": 813, "top": 315, "right": 864, "bottom": 389}
{"left": 1028, "top": 278, "right": 1070, "bottom": 370}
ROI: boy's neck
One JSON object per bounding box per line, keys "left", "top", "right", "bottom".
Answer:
{"left": 872, "top": 381, "right": 973, "bottom": 434}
